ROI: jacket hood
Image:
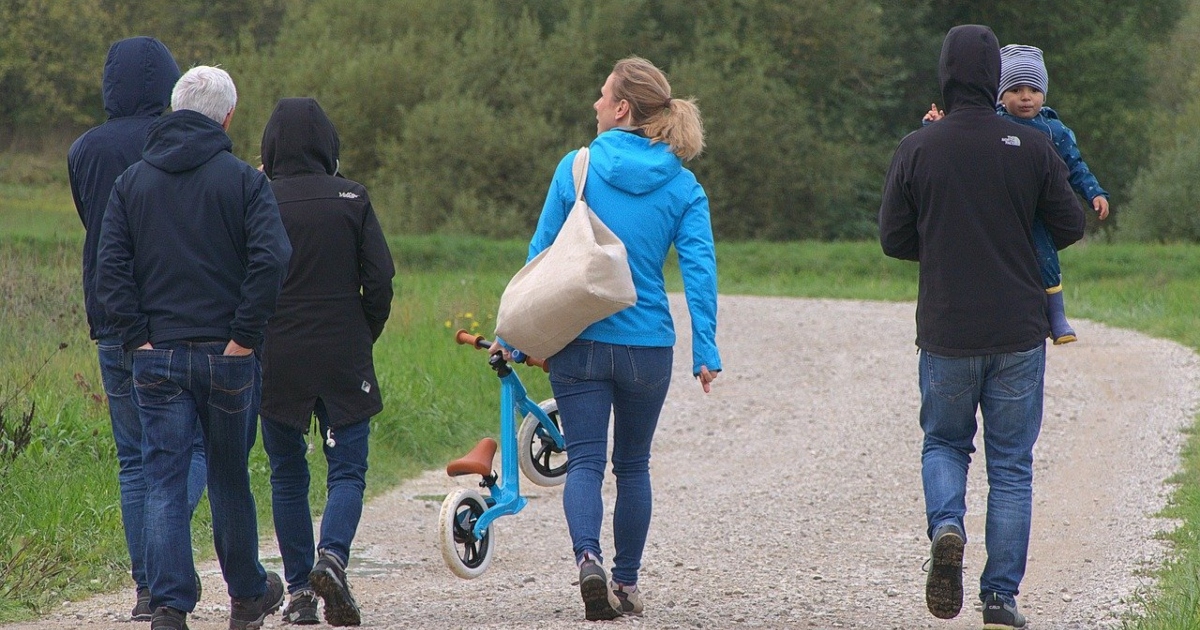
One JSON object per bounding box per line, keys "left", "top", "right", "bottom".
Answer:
{"left": 102, "top": 36, "right": 180, "bottom": 120}
{"left": 142, "top": 109, "right": 232, "bottom": 174}
{"left": 260, "top": 97, "right": 340, "bottom": 179}
{"left": 939, "top": 25, "right": 1001, "bottom": 114}
{"left": 589, "top": 128, "right": 682, "bottom": 195}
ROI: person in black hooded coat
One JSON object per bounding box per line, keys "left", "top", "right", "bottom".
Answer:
{"left": 259, "top": 97, "right": 395, "bottom": 627}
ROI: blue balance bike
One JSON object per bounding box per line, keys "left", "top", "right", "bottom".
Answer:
{"left": 438, "top": 330, "right": 568, "bottom": 578}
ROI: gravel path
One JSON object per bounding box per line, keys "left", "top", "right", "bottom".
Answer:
{"left": 7, "top": 296, "right": 1198, "bottom": 629}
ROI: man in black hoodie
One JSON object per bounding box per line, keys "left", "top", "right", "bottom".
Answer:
{"left": 96, "top": 66, "right": 292, "bottom": 630}
{"left": 879, "top": 25, "right": 1085, "bottom": 629}
{"left": 67, "top": 36, "right": 208, "bottom": 621}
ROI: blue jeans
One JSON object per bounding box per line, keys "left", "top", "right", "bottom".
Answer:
{"left": 133, "top": 341, "right": 268, "bottom": 612}
{"left": 549, "top": 340, "right": 673, "bottom": 586}
{"left": 1032, "top": 219, "right": 1061, "bottom": 289}
{"left": 918, "top": 345, "right": 1045, "bottom": 601}
{"left": 261, "top": 404, "right": 370, "bottom": 592}
{"left": 98, "top": 339, "right": 208, "bottom": 591}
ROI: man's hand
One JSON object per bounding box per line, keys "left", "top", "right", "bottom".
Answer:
{"left": 138, "top": 342, "right": 153, "bottom": 350}
{"left": 224, "top": 340, "right": 253, "bottom": 356}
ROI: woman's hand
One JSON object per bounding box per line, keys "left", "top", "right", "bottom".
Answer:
{"left": 697, "top": 366, "right": 718, "bottom": 393}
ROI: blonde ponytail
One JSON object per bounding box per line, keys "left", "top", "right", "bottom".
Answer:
{"left": 611, "top": 57, "right": 705, "bottom": 161}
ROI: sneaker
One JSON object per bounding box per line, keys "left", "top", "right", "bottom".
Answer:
{"left": 132, "top": 588, "right": 152, "bottom": 621}
{"left": 578, "top": 559, "right": 621, "bottom": 621}
{"left": 982, "top": 592, "right": 1027, "bottom": 629}
{"left": 925, "top": 523, "right": 964, "bottom": 619}
{"left": 611, "top": 582, "right": 643, "bottom": 616}
{"left": 281, "top": 589, "right": 320, "bottom": 625}
{"left": 310, "top": 550, "right": 362, "bottom": 626}
{"left": 150, "top": 607, "right": 189, "bottom": 630}
{"left": 229, "top": 570, "right": 285, "bottom": 630}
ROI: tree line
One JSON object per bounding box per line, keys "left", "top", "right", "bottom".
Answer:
{"left": 2, "top": 0, "right": 1194, "bottom": 241}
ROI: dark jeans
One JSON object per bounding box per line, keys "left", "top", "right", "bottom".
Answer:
{"left": 549, "top": 340, "right": 673, "bottom": 586}
{"left": 918, "top": 345, "right": 1045, "bottom": 601}
{"left": 133, "top": 341, "right": 268, "bottom": 612}
{"left": 261, "top": 404, "right": 369, "bottom": 592}
{"left": 98, "top": 339, "right": 207, "bottom": 591}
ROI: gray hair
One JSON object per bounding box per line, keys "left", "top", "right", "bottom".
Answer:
{"left": 171, "top": 66, "right": 237, "bottom": 125}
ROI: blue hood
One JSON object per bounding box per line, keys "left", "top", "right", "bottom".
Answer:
{"left": 102, "top": 36, "right": 179, "bottom": 120}
{"left": 589, "top": 129, "right": 682, "bottom": 195}
{"left": 143, "top": 109, "right": 233, "bottom": 174}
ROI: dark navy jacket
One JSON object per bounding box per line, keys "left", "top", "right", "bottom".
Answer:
{"left": 68, "top": 37, "right": 179, "bottom": 340}
{"left": 879, "top": 25, "right": 1086, "bottom": 355}
{"left": 96, "top": 109, "right": 292, "bottom": 351}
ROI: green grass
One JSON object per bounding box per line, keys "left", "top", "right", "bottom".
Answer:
{"left": 2, "top": 181, "right": 1200, "bottom": 627}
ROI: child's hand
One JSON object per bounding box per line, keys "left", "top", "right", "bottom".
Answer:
{"left": 1093, "top": 196, "right": 1110, "bottom": 220}
{"left": 922, "top": 103, "right": 944, "bottom": 123}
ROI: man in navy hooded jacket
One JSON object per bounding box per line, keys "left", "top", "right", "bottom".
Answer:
{"left": 96, "top": 65, "right": 291, "bottom": 630}
{"left": 66, "top": 36, "right": 207, "bottom": 621}
{"left": 879, "top": 25, "right": 1085, "bottom": 629}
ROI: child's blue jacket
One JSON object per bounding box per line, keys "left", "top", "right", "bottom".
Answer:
{"left": 997, "top": 105, "right": 1108, "bottom": 203}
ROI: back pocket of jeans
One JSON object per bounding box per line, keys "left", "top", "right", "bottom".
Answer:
{"left": 209, "top": 354, "right": 256, "bottom": 414}
{"left": 133, "top": 349, "right": 181, "bottom": 405}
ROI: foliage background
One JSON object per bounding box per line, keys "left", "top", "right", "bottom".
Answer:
{"left": 3, "top": 0, "right": 1197, "bottom": 241}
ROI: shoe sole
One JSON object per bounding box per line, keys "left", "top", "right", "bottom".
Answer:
{"left": 310, "top": 568, "right": 362, "bottom": 626}
{"left": 1052, "top": 333, "right": 1077, "bottom": 345}
{"left": 580, "top": 574, "right": 621, "bottom": 621}
{"left": 925, "top": 531, "right": 964, "bottom": 619}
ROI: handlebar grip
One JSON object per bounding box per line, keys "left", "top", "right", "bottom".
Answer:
{"left": 455, "top": 329, "right": 487, "bottom": 349}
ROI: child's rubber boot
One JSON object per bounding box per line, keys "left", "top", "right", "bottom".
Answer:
{"left": 1046, "top": 285, "right": 1076, "bottom": 345}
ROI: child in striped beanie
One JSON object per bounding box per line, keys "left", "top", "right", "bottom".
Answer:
{"left": 995, "top": 43, "right": 1109, "bottom": 345}
{"left": 921, "top": 44, "right": 1109, "bottom": 344}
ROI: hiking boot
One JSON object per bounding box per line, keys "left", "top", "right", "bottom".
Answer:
{"left": 611, "top": 582, "right": 643, "bottom": 616}
{"left": 310, "top": 550, "right": 361, "bottom": 626}
{"left": 229, "top": 570, "right": 285, "bottom": 630}
{"left": 982, "top": 592, "right": 1027, "bottom": 629}
{"left": 150, "top": 607, "right": 189, "bottom": 630}
{"left": 132, "top": 588, "right": 152, "bottom": 621}
{"left": 578, "top": 559, "right": 621, "bottom": 621}
{"left": 281, "top": 589, "right": 319, "bottom": 625}
{"left": 925, "top": 523, "right": 964, "bottom": 619}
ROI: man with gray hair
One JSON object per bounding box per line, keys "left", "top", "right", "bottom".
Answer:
{"left": 97, "top": 65, "right": 292, "bottom": 630}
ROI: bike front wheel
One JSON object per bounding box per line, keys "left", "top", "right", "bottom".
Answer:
{"left": 518, "top": 399, "right": 567, "bottom": 487}
{"left": 438, "top": 488, "right": 495, "bottom": 579}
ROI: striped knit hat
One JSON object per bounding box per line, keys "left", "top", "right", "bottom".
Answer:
{"left": 998, "top": 44, "right": 1048, "bottom": 101}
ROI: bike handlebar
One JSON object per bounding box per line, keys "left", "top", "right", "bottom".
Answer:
{"left": 454, "top": 330, "right": 548, "bottom": 372}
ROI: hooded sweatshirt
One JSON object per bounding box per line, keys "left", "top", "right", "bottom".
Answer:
{"left": 68, "top": 36, "right": 179, "bottom": 340}
{"left": 258, "top": 98, "right": 396, "bottom": 428}
{"left": 528, "top": 128, "right": 721, "bottom": 375}
{"left": 878, "top": 25, "right": 1086, "bottom": 356}
{"left": 96, "top": 109, "right": 292, "bottom": 351}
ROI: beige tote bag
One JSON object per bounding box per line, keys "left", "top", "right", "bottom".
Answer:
{"left": 494, "top": 147, "right": 636, "bottom": 359}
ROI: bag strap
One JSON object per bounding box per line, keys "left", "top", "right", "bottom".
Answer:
{"left": 571, "top": 147, "right": 589, "bottom": 202}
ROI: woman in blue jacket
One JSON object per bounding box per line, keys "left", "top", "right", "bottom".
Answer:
{"left": 529, "top": 56, "right": 721, "bottom": 620}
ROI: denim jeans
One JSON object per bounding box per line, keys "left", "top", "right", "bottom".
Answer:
{"left": 261, "top": 404, "right": 369, "bottom": 592}
{"left": 918, "top": 344, "right": 1045, "bottom": 601}
{"left": 1031, "top": 219, "right": 1061, "bottom": 289}
{"left": 133, "top": 341, "right": 268, "bottom": 612}
{"left": 98, "top": 339, "right": 208, "bottom": 591}
{"left": 549, "top": 340, "right": 673, "bottom": 586}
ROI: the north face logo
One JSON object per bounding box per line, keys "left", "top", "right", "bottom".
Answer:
{"left": 1001, "top": 135, "right": 1021, "bottom": 146}
{"left": 339, "top": 191, "right": 360, "bottom": 199}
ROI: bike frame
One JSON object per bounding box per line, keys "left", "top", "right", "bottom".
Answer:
{"left": 472, "top": 351, "right": 565, "bottom": 538}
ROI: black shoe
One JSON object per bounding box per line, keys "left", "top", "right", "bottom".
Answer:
{"left": 281, "top": 589, "right": 320, "bottom": 625}
{"left": 578, "top": 559, "right": 621, "bottom": 621}
{"left": 310, "top": 550, "right": 362, "bottom": 626}
{"left": 132, "top": 588, "right": 152, "bottom": 621}
{"left": 150, "top": 607, "right": 189, "bottom": 630}
{"left": 982, "top": 592, "right": 1027, "bottom": 629}
{"left": 229, "top": 570, "right": 285, "bottom": 630}
{"left": 925, "top": 523, "right": 964, "bottom": 619}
